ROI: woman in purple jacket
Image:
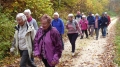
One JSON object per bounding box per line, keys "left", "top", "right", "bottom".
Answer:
{"left": 34, "top": 14, "right": 62, "bottom": 67}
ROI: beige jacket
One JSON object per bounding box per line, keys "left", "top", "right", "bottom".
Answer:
{"left": 10, "top": 23, "right": 36, "bottom": 58}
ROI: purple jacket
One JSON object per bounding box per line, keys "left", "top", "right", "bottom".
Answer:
{"left": 34, "top": 27, "right": 62, "bottom": 66}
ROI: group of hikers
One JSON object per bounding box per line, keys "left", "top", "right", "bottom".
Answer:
{"left": 10, "top": 9, "right": 111, "bottom": 67}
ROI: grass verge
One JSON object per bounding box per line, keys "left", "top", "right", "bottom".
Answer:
{"left": 114, "top": 18, "right": 120, "bottom": 66}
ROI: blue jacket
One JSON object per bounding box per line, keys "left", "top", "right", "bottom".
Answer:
{"left": 100, "top": 16, "right": 108, "bottom": 27}
{"left": 87, "top": 16, "right": 95, "bottom": 25}
{"left": 51, "top": 18, "right": 64, "bottom": 34}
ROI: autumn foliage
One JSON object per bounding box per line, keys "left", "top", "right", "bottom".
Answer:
{"left": 0, "top": 0, "right": 120, "bottom": 66}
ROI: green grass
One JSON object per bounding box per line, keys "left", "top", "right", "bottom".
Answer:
{"left": 107, "top": 11, "right": 117, "bottom": 17}
{"left": 114, "top": 19, "right": 120, "bottom": 65}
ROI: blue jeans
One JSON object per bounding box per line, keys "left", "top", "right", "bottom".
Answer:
{"left": 101, "top": 26, "right": 107, "bottom": 36}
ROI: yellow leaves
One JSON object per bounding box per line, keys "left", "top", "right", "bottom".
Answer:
{"left": 75, "top": 0, "right": 109, "bottom": 14}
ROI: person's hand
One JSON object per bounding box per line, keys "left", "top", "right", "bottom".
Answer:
{"left": 105, "top": 22, "right": 107, "bottom": 24}
{"left": 80, "top": 33, "right": 83, "bottom": 36}
{"left": 51, "top": 60, "right": 56, "bottom": 65}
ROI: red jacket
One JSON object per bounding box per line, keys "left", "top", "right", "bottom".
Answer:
{"left": 107, "top": 16, "right": 111, "bottom": 26}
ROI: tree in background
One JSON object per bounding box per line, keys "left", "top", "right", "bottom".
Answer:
{"left": 0, "top": 0, "right": 53, "bottom": 20}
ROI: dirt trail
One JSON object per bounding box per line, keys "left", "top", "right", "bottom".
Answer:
{"left": 56, "top": 18, "right": 118, "bottom": 67}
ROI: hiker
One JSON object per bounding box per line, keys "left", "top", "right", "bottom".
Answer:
{"left": 94, "top": 13, "right": 101, "bottom": 40}
{"left": 66, "top": 14, "right": 82, "bottom": 56}
{"left": 87, "top": 12, "right": 95, "bottom": 37}
{"left": 81, "top": 12, "right": 84, "bottom": 16}
{"left": 24, "top": 9, "right": 38, "bottom": 30}
{"left": 51, "top": 12, "right": 64, "bottom": 50}
{"left": 79, "top": 15, "right": 88, "bottom": 39}
{"left": 34, "top": 14, "right": 62, "bottom": 67}
{"left": 10, "top": 13, "right": 36, "bottom": 67}
{"left": 100, "top": 13, "right": 108, "bottom": 38}
{"left": 104, "top": 12, "right": 111, "bottom": 34}
{"left": 75, "top": 11, "right": 82, "bottom": 23}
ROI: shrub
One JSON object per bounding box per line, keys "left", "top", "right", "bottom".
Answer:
{"left": 0, "top": 13, "right": 15, "bottom": 60}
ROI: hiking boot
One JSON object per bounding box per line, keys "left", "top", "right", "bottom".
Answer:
{"left": 72, "top": 53, "right": 75, "bottom": 56}
{"left": 86, "top": 36, "right": 88, "bottom": 38}
{"left": 103, "top": 36, "right": 106, "bottom": 38}
{"left": 80, "top": 36, "right": 83, "bottom": 39}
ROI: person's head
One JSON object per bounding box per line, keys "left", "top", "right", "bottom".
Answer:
{"left": 68, "top": 14, "right": 74, "bottom": 21}
{"left": 89, "top": 12, "right": 92, "bottom": 16}
{"left": 77, "top": 11, "right": 81, "bottom": 15}
{"left": 40, "top": 14, "right": 52, "bottom": 30}
{"left": 102, "top": 13, "right": 105, "bottom": 17}
{"left": 16, "top": 13, "right": 27, "bottom": 26}
{"left": 92, "top": 14, "right": 94, "bottom": 17}
{"left": 53, "top": 12, "right": 59, "bottom": 19}
{"left": 95, "top": 13, "right": 99, "bottom": 19}
{"left": 24, "top": 9, "right": 31, "bottom": 19}
{"left": 82, "top": 15, "right": 86, "bottom": 20}
{"left": 82, "top": 12, "right": 84, "bottom": 16}
{"left": 104, "top": 12, "right": 108, "bottom": 16}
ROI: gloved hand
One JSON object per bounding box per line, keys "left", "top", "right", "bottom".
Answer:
{"left": 10, "top": 47, "right": 15, "bottom": 53}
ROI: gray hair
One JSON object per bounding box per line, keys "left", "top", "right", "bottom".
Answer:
{"left": 16, "top": 13, "right": 27, "bottom": 22}
{"left": 24, "top": 9, "right": 31, "bottom": 14}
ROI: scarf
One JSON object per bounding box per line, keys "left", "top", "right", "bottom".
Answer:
{"left": 27, "top": 16, "right": 32, "bottom": 22}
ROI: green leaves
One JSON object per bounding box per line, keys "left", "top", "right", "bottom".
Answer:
{"left": 25, "top": 0, "right": 53, "bottom": 20}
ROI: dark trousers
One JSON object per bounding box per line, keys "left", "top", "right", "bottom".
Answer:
{"left": 95, "top": 28, "right": 99, "bottom": 38}
{"left": 82, "top": 30, "right": 88, "bottom": 38}
{"left": 42, "top": 57, "right": 55, "bottom": 67}
{"left": 67, "top": 33, "right": 78, "bottom": 53}
{"left": 60, "top": 34, "right": 64, "bottom": 50}
{"left": 19, "top": 50, "right": 36, "bottom": 67}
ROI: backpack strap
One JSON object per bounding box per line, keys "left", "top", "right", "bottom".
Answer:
{"left": 38, "top": 26, "right": 52, "bottom": 44}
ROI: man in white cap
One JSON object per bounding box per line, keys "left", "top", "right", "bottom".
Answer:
{"left": 51, "top": 12, "right": 64, "bottom": 50}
